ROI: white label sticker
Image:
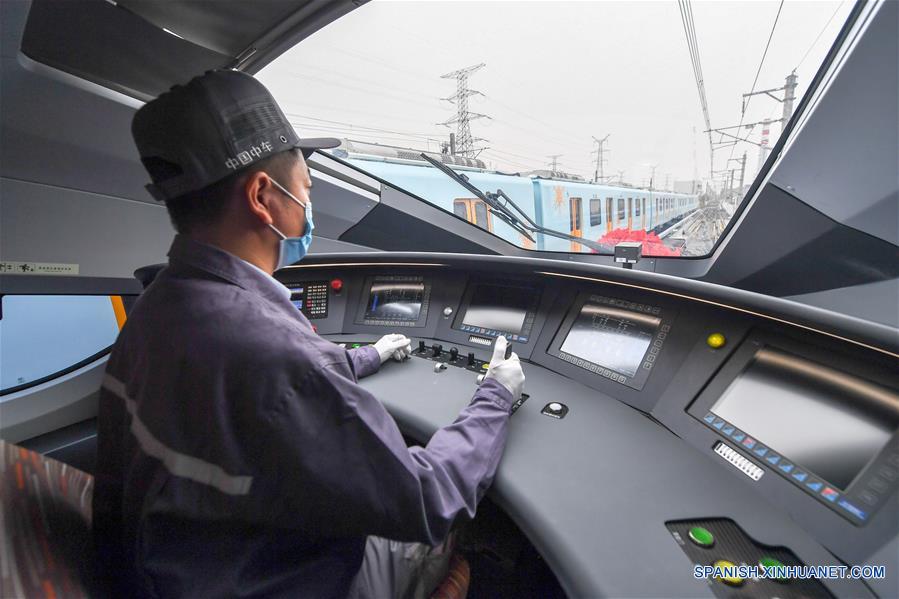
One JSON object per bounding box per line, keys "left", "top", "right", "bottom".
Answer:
{"left": 0, "top": 261, "right": 80, "bottom": 275}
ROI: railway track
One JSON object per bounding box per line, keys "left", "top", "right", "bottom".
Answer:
{"left": 661, "top": 203, "right": 731, "bottom": 255}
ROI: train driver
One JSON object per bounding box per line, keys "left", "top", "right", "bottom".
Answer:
{"left": 92, "top": 70, "right": 526, "bottom": 598}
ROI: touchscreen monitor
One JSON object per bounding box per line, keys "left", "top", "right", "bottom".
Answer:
{"left": 711, "top": 347, "right": 898, "bottom": 490}
{"left": 364, "top": 281, "right": 424, "bottom": 322}
{"left": 461, "top": 283, "right": 535, "bottom": 335}
{"left": 560, "top": 301, "right": 661, "bottom": 377}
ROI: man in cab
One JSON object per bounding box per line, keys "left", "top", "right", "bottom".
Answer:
{"left": 93, "top": 69, "right": 525, "bottom": 598}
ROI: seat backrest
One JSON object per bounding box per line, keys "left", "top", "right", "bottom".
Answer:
{"left": 0, "top": 439, "right": 95, "bottom": 598}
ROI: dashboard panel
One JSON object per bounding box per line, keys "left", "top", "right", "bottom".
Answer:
{"left": 276, "top": 253, "right": 899, "bottom": 598}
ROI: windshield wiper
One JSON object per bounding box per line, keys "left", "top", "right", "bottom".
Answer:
{"left": 418, "top": 153, "right": 535, "bottom": 242}
{"left": 420, "top": 153, "right": 611, "bottom": 253}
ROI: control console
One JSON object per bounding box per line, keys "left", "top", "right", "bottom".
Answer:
{"left": 688, "top": 330, "right": 899, "bottom": 526}
{"left": 667, "top": 518, "right": 832, "bottom": 598}
{"left": 412, "top": 340, "right": 490, "bottom": 374}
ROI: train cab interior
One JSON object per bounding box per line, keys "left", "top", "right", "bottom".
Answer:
{"left": 1, "top": 0, "right": 897, "bottom": 597}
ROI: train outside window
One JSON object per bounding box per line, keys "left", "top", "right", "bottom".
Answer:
{"left": 590, "top": 197, "right": 602, "bottom": 226}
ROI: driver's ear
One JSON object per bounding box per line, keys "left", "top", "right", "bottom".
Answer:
{"left": 245, "top": 171, "right": 275, "bottom": 226}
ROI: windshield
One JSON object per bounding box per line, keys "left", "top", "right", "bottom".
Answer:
{"left": 257, "top": 0, "right": 852, "bottom": 257}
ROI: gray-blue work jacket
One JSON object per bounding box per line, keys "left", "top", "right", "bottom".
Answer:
{"left": 93, "top": 235, "right": 513, "bottom": 598}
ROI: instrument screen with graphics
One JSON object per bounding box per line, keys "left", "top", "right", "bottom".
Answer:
{"left": 561, "top": 300, "right": 662, "bottom": 377}
{"left": 358, "top": 275, "right": 432, "bottom": 326}
{"left": 365, "top": 281, "right": 425, "bottom": 322}
{"left": 549, "top": 294, "right": 670, "bottom": 390}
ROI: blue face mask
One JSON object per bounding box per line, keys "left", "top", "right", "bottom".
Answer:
{"left": 267, "top": 178, "right": 314, "bottom": 269}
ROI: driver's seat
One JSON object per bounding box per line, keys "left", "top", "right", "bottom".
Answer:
{"left": 2, "top": 436, "right": 470, "bottom": 598}
{"left": 0, "top": 439, "right": 95, "bottom": 597}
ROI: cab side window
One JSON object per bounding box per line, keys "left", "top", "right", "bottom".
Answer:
{"left": 0, "top": 295, "right": 123, "bottom": 393}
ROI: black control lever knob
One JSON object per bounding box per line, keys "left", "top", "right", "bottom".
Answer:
{"left": 431, "top": 343, "right": 443, "bottom": 357}
{"left": 504, "top": 341, "right": 513, "bottom": 360}
{"left": 467, "top": 352, "right": 476, "bottom": 366}
{"left": 418, "top": 340, "right": 426, "bottom": 353}
{"left": 449, "top": 347, "right": 459, "bottom": 361}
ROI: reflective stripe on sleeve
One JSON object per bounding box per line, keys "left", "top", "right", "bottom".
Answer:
{"left": 102, "top": 374, "right": 253, "bottom": 496}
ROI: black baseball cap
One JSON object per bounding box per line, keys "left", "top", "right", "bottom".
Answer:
{"left": 132, "top": 69, "right": 339, "bottom": 202}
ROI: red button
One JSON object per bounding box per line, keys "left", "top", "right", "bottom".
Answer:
{"left": 330, "top": 279, "right": 343, "bottom": 293}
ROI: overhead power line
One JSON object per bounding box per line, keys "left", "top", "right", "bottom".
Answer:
{"left": 744, "top": 0, "right": 786, "bottom": 118}
{"left": 677, "top": 0, "right": 714, "bottom": 181}
{"left": 796, "top": 1, "right": 844, "bottom": 71}
{"left": 286, "top": 112, "right": 444, "bottom": 140}
{"left": 725, "top": 0, "right": 785, "bottom": 167}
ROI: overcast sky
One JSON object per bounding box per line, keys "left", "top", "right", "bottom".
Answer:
{"left": 258, "top": 0, "right": 851, "bottom": 189}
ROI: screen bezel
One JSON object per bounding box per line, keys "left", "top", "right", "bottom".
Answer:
{"left": 547, "top": 291, "right": 672, "bottom": 391}
{"left": 354, "top": 275, "right": 431, "bottom": 327}
{"left": 687, "top": 329, "right": 899, "bottom": 526}
{"left": 451, "top": 279, "right": 542, "bottom": 342}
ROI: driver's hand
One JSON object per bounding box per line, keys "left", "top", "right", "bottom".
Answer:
{"left": 484, "top": 336, "right": 525, "bottom": 400}
{"left": 373, "top": 333, "right": 413, "bottom": 364}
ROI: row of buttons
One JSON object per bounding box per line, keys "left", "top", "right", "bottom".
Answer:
{"left": 293, "top": 299, "right": 326, "bottom": 317}
{"left": 305, "top": 283, "right": 329, "bottom": 318}
{"left": 853, "top": 459, "right": 898, "bottom": 516}
{"left": 558, "top": 352, "right": 631, "bottom": 383}
{"left": 702, "top": 413, "right": 869, "bottom": 522}
{"left": 364, "top": 319, "right": 416, "bottom": 326}
{"left": 458, "top": 324, "right": 528, "bottom": 343}
{"left": 588, "top": 294, "right": 662, "bottom": 316}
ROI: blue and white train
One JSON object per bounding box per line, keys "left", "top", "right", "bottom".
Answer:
{"left": 335, "top": 140, "right": 699, "bottom": 253}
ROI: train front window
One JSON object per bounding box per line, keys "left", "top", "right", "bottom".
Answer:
{"left": 258, "top": 0, "right": 852, "bottom": 257}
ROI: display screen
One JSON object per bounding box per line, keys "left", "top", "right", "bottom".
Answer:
{"left": 461, "top": 284, "right": 534, "bottom": 335}
{"left": 560, "top": 302, "right": 661, "bottom": 377}
{"left": 711, "top": 347, "right": 899, "bottom": 490}
{"left": 364, "top": 282, "right": 424, "bottom": 321}
{"left": 289, "top": 287, "right": 305, "bottom": 310}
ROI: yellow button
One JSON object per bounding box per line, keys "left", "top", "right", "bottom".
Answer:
{"left": 481, "top": 363, "right": 489, "bottom": 370}
{"left": 706, "top": 333, "right": 726, "bottom": 349}
{"left": 712, "top": 560, "right": 744, "bottom": 587}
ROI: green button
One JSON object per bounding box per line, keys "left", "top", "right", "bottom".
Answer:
{"left": 352, "top": 343, "right": 361, "bottom": 348}
{"left": 688, "top": 526, "right": 715, "bottom": 548}
{"left": 759, "top": 557, "right": 788, "bottom": 582}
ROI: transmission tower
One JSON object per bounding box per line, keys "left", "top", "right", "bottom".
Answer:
{"left": 438, "top": 63, "right": 489, "bottom": 158}
{"left": 547, "top": 154, "right": 563, "bottom": 171}
{"left": 591, "top": 134, "right": 610, "bottom": 183}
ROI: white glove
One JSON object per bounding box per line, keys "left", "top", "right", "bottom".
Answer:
{"left": 484, "top": 336, "right": 525, "bottom": 400}
{"left": 373, "top": 333, "right": 413, "bottom": 364}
